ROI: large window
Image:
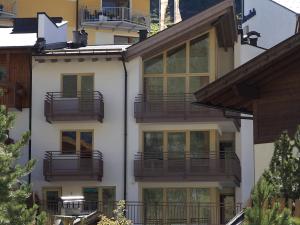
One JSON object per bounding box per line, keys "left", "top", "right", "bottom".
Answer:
{"left": 61, "top": 130, "right": 93, "bottom": 154}
{"left": 62, "top": 74, "right": 94, "bottom": 98}
{"left": 143, "top": 188, "right": 211, "bottom": 224}
{"left": 143, "top": 33, "right": 211, "bottom": 95}
{"left": 83, "top": 187, "right": 116, "bottom": 213}
{"left": 143, "top": 131, "right": 210, "bottom": 158}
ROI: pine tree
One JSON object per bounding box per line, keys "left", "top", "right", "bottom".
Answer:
{"left": 244, "top": 177, "right": 295, "bottom": 225}
{"left": 264, "top": 131, "right": 298, "bottom": 206}
{"left": 0, "top": 104, "right": 46, "bottom": 225}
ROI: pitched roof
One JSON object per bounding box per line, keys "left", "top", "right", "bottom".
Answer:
{"left": 125, "top": 0, "right": 237, "bottom": 60}
{"left": 194, "top": 33, "right": 300, "bottom": 114}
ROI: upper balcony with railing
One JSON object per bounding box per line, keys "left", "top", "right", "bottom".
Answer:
{"left": 0, "top": 0, "right": 16, "bottom": 19}
{"left": 134, "top": 151, "right": 241, "bottom": 186}
{"left": 81, "top": 7, "right": 150, "bottom": 31}
{"left": 44, "top": 91, "right": 104, "bottom": 123}
{"left": 134, "top": 93, "right": 240, "bottom": 125}
{"left": 43, "top": 151, "right": 103, "bottom": 182}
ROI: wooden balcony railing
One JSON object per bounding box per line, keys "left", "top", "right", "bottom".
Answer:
{"left": 134, "top": 151, "right": 241, "bottom": 186}
{"left": 44, "top": 91, "right": 104, "bottom": 123}
{"left": 0, "top": 82, "right": 25, "bottom": 110}
{"left": 134, "top": 94, "right": 236, "bottom": 123}
{"left": 42, "top": 201, "right": 243, "bottom": 225}
{"left": 43, "top": 151, "right": 103, "bottom": 181}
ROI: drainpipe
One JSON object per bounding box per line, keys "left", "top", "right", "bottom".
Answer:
{"left": 76, "top": 0, "right": 79, "bottom": 31}
{"left": 121, "top": 52, "right": 128, "bottom": 201}
{"left": 28, "top": 52, "right": 33, "bottom": 184}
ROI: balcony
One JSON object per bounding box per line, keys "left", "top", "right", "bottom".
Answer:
{"left": 0, "top": 1, "right": 16, "bottom": 19}
{"left": 42, "top": 201, "right": 242, "bottom": 225}
{"left": 43, "top": 151, "right": 103, "bottom": 181}
{"left": 0, "top": 82, "right": 25, "bottom": 110}
{"left": 44, "top": 91, "right": 104, "bottom": 123}
{"left": 134, "top": 151, "right": 241, "bottom": 186}
{"left": 81, "top": 7, "right": 150, "bottom": 31}
{"left": 134, "top": 94, "right": 239, "bottom": 123}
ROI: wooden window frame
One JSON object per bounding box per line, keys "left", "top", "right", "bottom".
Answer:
{"left": 141, "top": 130, "right": 216, "bottom": 157}
{"left": 142, "top": 29, "right": 216, "bottom": 94}
{"left": 61, "top": 73, "right": 95, "bottom": 93}
{"left": 60, "top": 130, "right": 94, "bottom": 154}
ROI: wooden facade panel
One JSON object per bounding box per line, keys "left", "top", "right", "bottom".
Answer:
{"left": 254, "top": 68, "right": 300, "bottom": 144}
{"left": 9, "top": 53, "right": 30, "bottom": 107}
{"left": 0, "top": 50, "right": 30, "bottom": 109}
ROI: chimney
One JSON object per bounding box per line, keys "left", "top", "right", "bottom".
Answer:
{"left": 72, "top": 29, "right": 88, "bottom": 48}
{"left": 138, "top": 30, "right": 148, "bottom": 42}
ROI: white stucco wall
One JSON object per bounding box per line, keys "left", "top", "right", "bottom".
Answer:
{"left": 243, "top": 0, "right": 297, "bottom": 49}
{"left": 240, "top": 119, "right": 254, "bottom": 206}
{"left": 254, "top": 142, "right": 274, "bottom": 182}
{"left": 31, "top": 57, "right": 128, "bottom": 200}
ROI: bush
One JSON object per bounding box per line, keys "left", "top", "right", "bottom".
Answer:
{"left": 98, "top": 201, "right": 132, "bottom": 225}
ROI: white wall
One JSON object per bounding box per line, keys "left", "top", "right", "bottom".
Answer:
{"left": 254, "top": 143, "right": 274, "bottom": 182}
{"left": 31, "top": 57, "right": 129, "bottom": 200}
{"left": 38, "top": 13, "right": 67, "bottom": 44}
{"left": 240, "top": 119, "right": 254, "bottom": 206}
{"left": 243, "top": 0, "right": 297, "bottom": 49}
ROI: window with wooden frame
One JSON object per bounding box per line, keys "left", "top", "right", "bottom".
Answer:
{"left": 143, "top": 188, "right": 211, "bottom": 222}
{"left": 61, "top": 74, "right": 94, "bottom": 98}
{"left": 61, "top": 130, "right": 93, "bottom": 155}
{"left": 142, "top": 130, "right": 211, "bottom": 158}
{"left": 143, "top": 31, "right": 214, "bottom": 96}
{"left": 82, "top": 187, "right": 116, "bottom": 212}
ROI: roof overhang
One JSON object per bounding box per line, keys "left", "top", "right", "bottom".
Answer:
{"left": 194, "top": 33, "right": 300, "bottom": 114}
{"left": 125, "top": 0, "right": 237, "bottom": 61}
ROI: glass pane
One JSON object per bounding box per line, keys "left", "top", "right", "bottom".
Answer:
{"left": 144, "top": 77, "right": 163, "bottom": 96}
{"left": 144, "top": 132, "right": 163, "bottom": 159}
{"left": 190, "top": 131, "right": 210, "bottom": 157}
{"left": 81, "top": 76, "right": 94, "bottom": 93}
{"left": 167, "top": 189, "right": 187, "bottom": 223}
{"left": 167, "top": 77, "right": 185, "bottom": 95}
{"left": 0, "top": 66, "right": 8, "bottom": 81}
{"left": 144, "top": 54, "right": 163, "bottom": 74}
{"left": 144, "top": 189, "right": 164, "bottom": 223}
{"left": 190, "top": 189, "right": 211, "bottom": 225}
{"left": 103, "top": 0, "right": 129, "bottom": 7}
{"left": 83, "top": 188, "right": 98, "bottom": 211}
{"left": 144, "top": 189, "right": 163, "bottom": 203}
{"left": 61, "top": 131, "right": 76, "bottom": 154}
{"left": 190, "top": 34, "right": 209, "bottom": 73}
{"left": 102, "top": 188, "right": 116, "bottom": 217}
{"left": 190, "top": 189, "right": 210, "bottom": 202}
{"left": 189, "top": 76, "right": 209, "bottom": 93}
{"left": 46, "top": 191, "right": 60, "bottom": 214}
{"left": 62, "top": 75, "right": 77, "bottom": 98}
{"left": 168, "top": 132, "right": 185, "bottom": 158}
{"left": 167, "top": 44, "right": 186, "bottom": 73}
{"left": 80, "top": 132, "right": 93, "bottom": 155}
{"left": 103, "top": 187, "right": 116, "bottom": 204}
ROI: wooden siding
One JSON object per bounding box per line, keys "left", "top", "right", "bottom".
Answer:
{"left": 254, "top": 65, "right": 300, "bottom": 144}
{"left": 0, "top": 50, "right": 30, "bottom": 109}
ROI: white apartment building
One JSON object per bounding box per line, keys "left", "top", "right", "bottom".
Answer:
{"left": 29, "top": 1, "right": 245, "bottom": 224}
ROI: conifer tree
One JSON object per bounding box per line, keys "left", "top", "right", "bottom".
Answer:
{"left": 264, "top": 131, "right": 298, "bottom": 205}
{"left": 0, "top": 104, "right": 46, "bottom": 225}
{"left": 244, "top": 177, "right": 295, "bottom": 225}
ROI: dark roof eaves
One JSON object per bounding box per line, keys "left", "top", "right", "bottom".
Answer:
{"left": 194, "top": 33, "right": 300, "bottom": 102}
